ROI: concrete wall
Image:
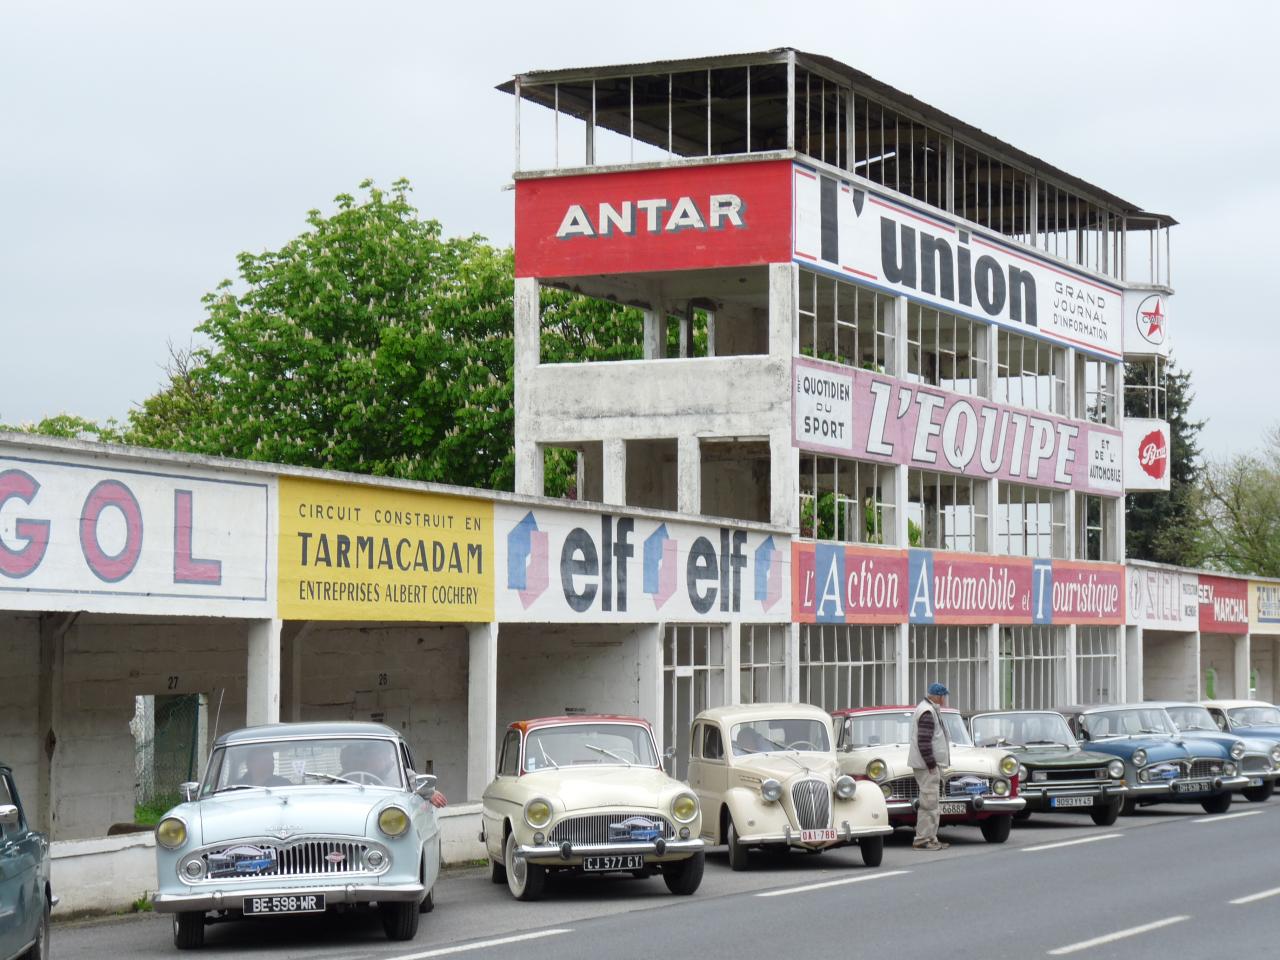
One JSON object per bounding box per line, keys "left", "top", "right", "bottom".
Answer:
{"left": 1142, "top": 630, "right": 1199, "bottom": 701}
{"left": 294, "top": 624, "right": 469, "bottom": 803}
{"left": 1199, "top": 633, "right": 1238, "bottom": 699}
{"left": 0, "top": 614, "right": 41, "bottom": 810}
{"left": 1250, "top": 637, "right": 1275, "bottom": 701}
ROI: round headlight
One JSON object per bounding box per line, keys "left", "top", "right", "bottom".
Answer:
{"left": 182, "top": 859, "right": 204, "bottom": 880}
{"left": 880, "top": 782, "right": 893, "bottom": 799}
{"left": 1271, "top": 745, "right": 1280, "bottom": 766}
{"left": 1225, "top": 762, "right": 1237, "bottom": 776}
{"left": 834, "top": 775, "right": 856, "bottom": 800}
{"left": 1138, "top": 768, "right": 1150, "bottom": 782}
{"left": 1230, "top": 741, "right": 1246, "bottom": 761}
{"left": 1133, "top": 749, "right": 1147, "bottom": 768}
{"left": 759, "top": 778, "right": 783, "bottom": 803}
{"left": 1017, "top": 764, "right": 1029, "bottom": 782}
{"left": 523, "top": 798, "right": 553, "bottom": 829}
{"left": 672, "top": 792, "right": 699, "bottom": 823}
{"left": 378, "top": 806, "right": 410, "bottom": 837}
{"left": 1108, "top": 760, "right": 1125, "bottom": 779}
{"left": 866, "top": 759, "right": 887, "bottom": 782}
{"left": 992, "top": 778, "right": 1010, "bottom": 797}
{"left": 366, "top": 850, "right": 385, "bottom": 869}
{"left": 999, "top": 755, "right": 1018, "bottom": 777}
{"left": 156, "top": 817, "right": 187, "bottom": 850}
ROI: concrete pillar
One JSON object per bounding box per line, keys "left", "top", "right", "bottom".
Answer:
{"left": 513, "top": 276, "right": 542, "bottom": 497}
{"left": 281, "top": 621, "right": 314, "bottom": 723}
{"left": 466, "top": 623, "right": 499, "bottom": 801}
{"left": 786, "top": 621, "right": 801, "bottom": 703}
{"left": 246, "top": 618, "right": 282, "bottom": 727}
{"left": 726, "top": 620, "right": 742, "bottom": 705}
{"left": 895, "top": 622, "right": 911, "bottom": 704}
{"left": 677, "top": 434, "right": 701, "bottom": 515}
{"left": 893, "top": 464, "right": 909, "bottom": 548}
{"left": 1064, "top": 624, "right": 1078, "bottom": 704}
{"left": 1235, "top": 633, "right": 1251, "bottom": 701}
{"left": 36, "top": 612, "right": 73, "bottom": 835}
{"left": 1125, "top": 625, "right": 1144, "bottom": 702}
{"left": 770, "top": 427, "right": 797, "bottom": 529}
{"left": 514, "top": 440, "right": 544, "bottom": 499}
{"left": 636, "top": 624, "right": 664, "bottom": 748}
{"left": 602, "top": 439, "right": 627, "bottom": 506}
{"left": 987, "top": 624, "right": 1001, "bottom": 710}
{"left": 1188, "top": 631, "right": 1202, "bottom": 701}
{"left": 642, "top": 309, "right": 664, "bottom": 359}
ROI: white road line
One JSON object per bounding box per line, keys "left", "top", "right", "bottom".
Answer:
{"left": 380, "top": 928, "right": 573, "bottom": 960}
{"left": 1230, "top": 886, "right": 1280, "bottom": 905}
{"left": 1021, "top": 833, "right": 1122, "bottom": 853}
{"left": 1192, "top": 809, "right": 1265, "bottom": 824}
{"left": 755, "top": 869, "right": 910, "bottom": 897}
{"left": 1047, "top": 915, "right": 1189, "bottom": 955}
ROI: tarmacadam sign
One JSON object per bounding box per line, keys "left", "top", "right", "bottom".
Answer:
{"left": 1249, "top": 580, "right": 1280, "bottom": 636}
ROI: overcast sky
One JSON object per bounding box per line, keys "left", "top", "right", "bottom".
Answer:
{"left": 2, "top": 1, "right": 1274, "bottom": 459}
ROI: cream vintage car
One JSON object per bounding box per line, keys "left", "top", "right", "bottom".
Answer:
{"left": 687, "top": 703, "right": 892, "bottom": 870}
{"left": 480, "top": 715, "right": 704, "bottom": 901}
{"left": 832, "top": 705, "right": 1025, "bottom": 843}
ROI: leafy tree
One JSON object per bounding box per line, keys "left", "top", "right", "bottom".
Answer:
{"left": 0, "top": 413, "right": 123, "bottom": 444}
{"left": 1199, "top": 427, "right": 1280, "bottom": 576}
{"left": 1124, "top": 361, "right": 1207, "bottom": 565}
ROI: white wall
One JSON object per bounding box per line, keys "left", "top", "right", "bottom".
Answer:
{"left": 1250, "top": 637, "right": 1275, "bottom": 701}
{"left": 0, "top": 614, "right": 41, "bottom": 809}
{"left": 1142, "top": 630, "right": 1199, "bottom": 701}
{"left": 1200, "top": 633, "right": 1238, "bottom": 699}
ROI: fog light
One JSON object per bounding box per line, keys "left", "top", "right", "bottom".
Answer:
{"left": 533, "top": 832, "right": 545, "bottom": 845}
{"left": 183, "top": 860, "right": 204, "bottom": 880}
{"left": 881, "top": 783, "right": 893, "bottom": 799}
{"left": 366, "top": 850, "right": 385, "bottom": 869}
{"left": 679, "top": 827, "right": 690, "bottom": 840}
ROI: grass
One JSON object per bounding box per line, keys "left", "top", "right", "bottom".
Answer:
{"left": 129, "top": 894, "right": 153, "bottom": 913}
{"left": 133, "top": 795, "right": 181, "bottom": 826}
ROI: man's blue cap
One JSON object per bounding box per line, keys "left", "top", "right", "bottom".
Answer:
{"left": 928, "top": 682, "right": 950, "bottom": 696}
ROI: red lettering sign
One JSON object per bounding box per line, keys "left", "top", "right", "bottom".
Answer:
{"left": 1197, "top": 574, "right": 1249, "bottom": 634}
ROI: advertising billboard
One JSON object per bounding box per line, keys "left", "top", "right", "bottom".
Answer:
{"left": 1127, "top": 563, "right": 1198, "bottom": 630}
{"left": 1121, "top": 288, "right": 1171, "bottom": 358}
{"left": 1124, "top": 418, "right": 1171, "bottom": 492}
{"left": 1198, "top": 574, "right": 1249, "bottom": 635}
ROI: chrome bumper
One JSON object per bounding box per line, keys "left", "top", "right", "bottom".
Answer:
{"left": 738, "top": 822, "right": 893, "bottom": 846}
{"left": 518, "top": 838, "right": 704, "bottom": 864}
{"left": 153, "top": 882, "right": 424, "bottom": 914}
{"left": 1020, "top": 783, "right": 1130, "bottom": 803}
{"left": 887, "top": 796, "right": 1026, "bottom": 816}
{"left": 1133, "top": 775, "right": 1253, "bottom": 799}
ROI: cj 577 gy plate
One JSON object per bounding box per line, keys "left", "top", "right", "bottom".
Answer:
{"left": 583, "top": 855, "right": 644, "bottom": 872}
{"left": 244, "top": 894, "right": 325, "bottom": 916}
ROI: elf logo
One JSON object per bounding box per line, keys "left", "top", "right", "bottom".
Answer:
{"left": 556, "top": 194, "right": 746, "bottom": 238}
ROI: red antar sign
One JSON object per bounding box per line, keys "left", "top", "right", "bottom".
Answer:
{"left": 514, "top": 159, "right": 793, "bottom": 278}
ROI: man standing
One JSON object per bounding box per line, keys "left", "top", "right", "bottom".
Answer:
{"left": 908, "top": 682, "right": 950, "bottom": 851}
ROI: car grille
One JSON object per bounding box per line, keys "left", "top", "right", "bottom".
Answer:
{"left": 1189, "top": 759, "right": 1227, "bottom": 780}
{"left": 1241, "top": 756, "right": 1271, "bottom": 774}
{"left": 201, "top": 839, "right": 375, "bottom": 880}
{"left": 886, "top": 776, "right": 919, "bottom": 801}
{"left": 885, "top": 774, "right": 1002, "bottom": 801}
{"left": 547, "top": 812, "right": 675, "bottom": 845}
{"left": 1034, "top": 767, "right": 1107, "bottom": 782}
{"left": 791, "top": 780, "right": 830, "bottom": 830}
{"left": 946, "top": 775, "right": 992, "bottom": 797}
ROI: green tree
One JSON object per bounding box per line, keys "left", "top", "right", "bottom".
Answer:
{"left": 0, "top": 413, "right": 123, "bottom": 444}
{"left": 1199, "top": 427, "right": 1280, "bottom": 576}
{"left": 1124, "top": 361, "right": 1207, "bottom": 565}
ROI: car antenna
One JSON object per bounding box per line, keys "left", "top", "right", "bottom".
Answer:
{"left": 211, "top": 687, "right": 225, "bottom": 744}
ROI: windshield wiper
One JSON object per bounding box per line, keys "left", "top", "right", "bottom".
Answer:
{"left": 1024, "top": 740, "right": 1060, "bottom": 746}
{"left": 303, "top": 771, "right": 358, "bottom": 785}
{"left": 212, "top": 784, "right": 259, "bottom": 795}
{"left": 538, "top": 742, "right": 559, "bottom": 769}
{"left": 1137, "top": 728, "right": 1163, "bottom": 735}
{"left": 584, "top": 743, "right": 631, "bottom": 766}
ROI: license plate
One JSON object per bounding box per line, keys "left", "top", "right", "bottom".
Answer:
{"left": 1050, "top": 796, "right": 1094, "bottom": 808}
{"left": 940, "top": 802, "right": 968, "bottom": 816}
{"left": 1173, "top": 780, "right": 1210, "bottom": 793}
{"left": 582, "top": 855, "right": 644, "bottom": 871}
{"left": 800, "top": 829, "right": 837, "bottom": 842}
{"left": 1249, "top": 778, "right": 1264, "bottom": 787}
{"left": 243, "top": 894, "right": 325, "bottom": 916}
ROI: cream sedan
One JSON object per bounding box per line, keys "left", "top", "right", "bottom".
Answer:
{"left": 688, "top": 704, "right": 892, "bottom": 870}
{"left": 480, "top": 715, "right": 704, "bottom": 901}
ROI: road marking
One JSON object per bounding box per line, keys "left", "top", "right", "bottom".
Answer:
{"left": 1230, "top": 886, "right": 1280, "bottom": 905}
{"left": 755, "top": 869, "right": 910, "bottom": 897}
{"left": 1191, "top": 810, "right": 1264, "bottom": 824}
{"left": 380, "top": 929, "right": 573, "bottom": 959}
{"left": 1047, "top": 915, "right": 1189, "bottom": 955}
{"left": 1021, "top": 833, "right": 1122, "bottom": 853}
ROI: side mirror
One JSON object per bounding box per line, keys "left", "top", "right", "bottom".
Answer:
{"left": 180, "top": 782, "right": 200, "bottom": 803}
{"left": 0, "top": 804, "right": 19, "bottom": 827}
{"left": 413, "top": 774, "right": 437, "bottom": 799}
{"left": 664, "top": 746, "right": 677, "bottom": 761}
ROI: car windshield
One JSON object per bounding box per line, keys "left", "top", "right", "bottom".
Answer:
{"left": 202, "top": 738, "right": 404, "bottom": 795}
{"left": 971, "top": 712, "right": 1074, "bottom": 748}
{"left": 1165, "top": 706, "right": 1220, "bottom": 732}
{"left": 1229, "top": 706, "right": 1280, "bottom": 727}
{"left": 731, "top": 718, "right": 831, "bottom": 756}
{"left": 1081, "top": 708, "right": 1176, "bottom": 740}
{"left": 522, "top": 723, "right": 658, "bottom": 771}
{"left": 841, "top": 711, "right": 971, "bottom": 747}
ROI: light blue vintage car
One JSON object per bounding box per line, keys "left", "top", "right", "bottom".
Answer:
{"left": 1, "top": 762, "right": 55, "bottom": 960}
{"left": 152, "top": 722, "right": 440, "bottom": 949}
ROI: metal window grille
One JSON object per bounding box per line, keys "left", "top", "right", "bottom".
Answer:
{"left": 1075, "top": 494, "right": 1118, "bottom": 562}
{"left": 799, "top": 454, "right": 896, "bottom": 545}
{"left": 740, "top": 624, "right": 788, "bottom": 704}
{"left": 798, "top": 624, "right": 897, "bottom": 711}
{"left": 1124, "top": 357, "right": 1168, "bottom": 420}
{"left": 997, "top": 483, "right": 1066, "bottom": 559}
{"left": 906, "top": 303, "right": 988, "bottom": 396}
{"left": 996, "top": 329, "right": 1066, "bottom": 415}
{"left": 797, "top": 270, "right": 894, "bottom": 373}
{"left": 910, "top": 626, "right": 990, "bottom": 714}
{"left": 663, "top": 624, "right": 726, "bottom": 779}
{"left": 1077, "top": 355, "right": 1119, "bottom": 426}
{"left": 1077, "top": 627, "right": 1120, "bottom": 704}
{"left": 906, "top": 469, "right": 988, "bottom": 552}
{"left": 1000, "top": 626, "right": 1068, "bottom": 709}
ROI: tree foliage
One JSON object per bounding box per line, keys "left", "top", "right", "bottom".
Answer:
{"left": 0, "top": 412, "right": 124, "bottom": 444}
{"left": 1199, "top": 426, "right": 1280, "bottom": 576}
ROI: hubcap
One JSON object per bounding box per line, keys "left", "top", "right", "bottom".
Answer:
{"left": 507, "top": 836, "right": 526, "bottom": 889}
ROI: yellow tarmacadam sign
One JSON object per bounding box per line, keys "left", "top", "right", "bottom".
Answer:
{"left": 278, "top": 477, "right": 493, "bottom": 621}
{"left": 1249, "top": 580, "right": 1280, "bottom": 636}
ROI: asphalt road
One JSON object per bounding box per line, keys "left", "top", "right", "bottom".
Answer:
{"left": 54, "top": 801, "right": 1280, "bottom": 959}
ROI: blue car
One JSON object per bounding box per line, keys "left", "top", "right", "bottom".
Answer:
{"left": 1055, "top": 705, "right": 1249, "bottom": 815}
{"left": 1204, "top": 700, "right": 1280, "bottom": 742}
{"left": 1, "top": 762, "right": 55, "bottom": 960}
{"left": 1159, "top": 701, "right": 1280, "bottom": 803}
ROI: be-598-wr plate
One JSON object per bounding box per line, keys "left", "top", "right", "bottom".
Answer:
{"left": 243, "top": 894, "right": 325, "bottom": 916}
{"left": 1050, "top": 796, "right": 1093, "bottom": 808}
{"left": 583, "top": 855, "right": 643, "bottom": 872}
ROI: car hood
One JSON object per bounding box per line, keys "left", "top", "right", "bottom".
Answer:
{"left": 520, "top": 766, "right": 686, "bottom": 812}
{"left": 194, "top": 786, "right": 399, "bottom": 845}
{"left": 733, "top": 753, "right": 840, "bottom": 783}
{"left": 1084, "top": 736, "right": 1190, "bottom": 763}
{"left": 1009, "top": 744, "right": 1117, "bottom": 768}
{"left": 838, "top": 742, "right": 1004, "bottom": 777}
{"left": 1179, "top": 730, "right": 1273, "bottom": 755}
{"left": 1228, "top": 724, "right": 1280, "bottom": 742}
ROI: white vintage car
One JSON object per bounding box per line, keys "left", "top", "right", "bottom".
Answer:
{"left": 687, "top": 703, "right": 892, "bottom": 870}
{"left": 833, "top": 705, "right": 1025, "bottom": 842}
{"left": 480, "top": 715, "right": 704, "bottom": 901}
{"left": 152, "top": 722, "right": 440, "bottom": 949}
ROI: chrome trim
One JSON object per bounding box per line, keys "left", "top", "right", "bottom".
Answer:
{"left": 547, "top": 812, "right": 676, "bottom": 845}
{"left": 517, "top": 838, "right": 703, "bottom": 863}
{"left": 738, "top": 825, "right": 892, "bottom": 845}
{"left": 791, "top": 779, "right": 831, "bottom": 830}
{"left": 153, "top": 881, "right": 424, "bottom": 913}
{"left": 177, "top": 836, "right": 391, "bottom": 884}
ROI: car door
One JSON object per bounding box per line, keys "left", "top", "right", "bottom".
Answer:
{"left": 0, "top": 771, "right": 38, "bottom": 960}
{"left": 481, "top": 729, "right": 522, "bottom": 860}
{"left": 688, "top": 723, "right": 727, "bottom": 842}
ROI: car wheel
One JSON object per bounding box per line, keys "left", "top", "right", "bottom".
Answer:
{"left": 662, "top": 850, "right": 705, "bottom": 895}
{"left": 1120, "top": 797, "right": 1138, "bottom": 817}
{"left": 1200, "top": 791, "right": 1232, "bottom": 815}
{"left": 1090, "top": 800, "right": 1122, "bottom": 826}
{"left": 1243, "top": 781, "right": 1275, "bottom": 803}
{"left": 380, "top": 901, "right": 420, "bottom": 941}
{"left": 418, "top": 888, "right": 434, "bottom": 914}
{"left": 172, "top": 911, "right": 205, "bottom": 950}
{"left": 490, "top": 854, "right": 507, "bottom": 884}
{"left": 22, "top": 902, "right": 49, "bottom": 960}
{"left": 505, "top": 830, "right": 546, "bottom": 901}
{"left": 726, "top": 818, "right": 750, "bottom": 871}
{"left": 979, "top": 814, "right": 1012, "bottom": 844}
{"left": 859, "top": 835, "right": 884, "bottom": 868}
{"left": 1013, "top": 809, "right": 1033, "bottom": 822}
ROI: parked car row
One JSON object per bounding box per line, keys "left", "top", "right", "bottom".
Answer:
{"left": 133, "top": 698, "right": 1280, "bottom": 951}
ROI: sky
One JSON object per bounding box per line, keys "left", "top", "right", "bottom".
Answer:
{"left": 2, "top": 0, "right": 1275, "bottom": 459}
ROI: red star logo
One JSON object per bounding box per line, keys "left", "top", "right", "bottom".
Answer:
{"left": 1140, "top": 299, "right": 1164, "bottom": 337}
